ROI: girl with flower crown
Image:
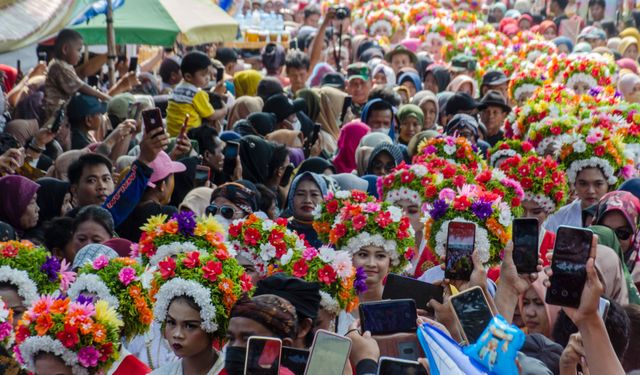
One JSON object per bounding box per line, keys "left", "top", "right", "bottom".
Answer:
{"left": 0, "top": 296, "right": 24, "bottom": 375}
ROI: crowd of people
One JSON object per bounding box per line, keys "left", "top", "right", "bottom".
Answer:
{"left": 1, "top": 0, "right": 640, "bottom": 373}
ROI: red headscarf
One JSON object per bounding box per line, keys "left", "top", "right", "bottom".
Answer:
{"left": 332, "top": 121, "right": 371, "bottom": 174}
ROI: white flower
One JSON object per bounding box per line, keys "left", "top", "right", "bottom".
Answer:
{"left": 335, "top": 190, "right": 351, "bottom": 199}
{"left": 0, "top": 266, "right": 39, "bottom": 307}
{"left": 342, "top": 233, "right": 401, "bottom": 267}
{"left": 332, "top": 251, "right": 355, "bottom": 279}
{"left": 498, "top": 202, "right": 513, "bottom": 227}
{"left": 259, "top": 243, "right": 277, "bottom": 262}
{"left": 311, "top": 204, "right": 322, "bottom": 219}
{"left": 68, "top": 274, "right": 121, "bottom": 316}
{"left": 411, "top": 164, "right": 428, "bottom": 177}
{"left": 140, "top": 266, "right": 156, "bottom": 290}
{"left": 567, "top": 157, "right": 617, "bottom": 185}
{"left": 388, "top": 206, "right": 403, "bottom": 222}
{"left": 525, "top": 192, "right": 556, "bottom": 213}
{"left": 319, "top": 291, "right": 341, "bottom": 315}
{"left": 319, "top": 246, "right": 336, "bottom": 263}
{"left": 434, "top": 173, "right": 444, "bottom": 185}
{"left": 443, "top": 144, "right": 456, "bottom": 155}
{"left": 280, "top": 249, "right": 294, "bottom": 265}
{"left": 491, "top": 169, "right": 507, "bottom": 181}
{"left": 154, "top": 278, "right": 218, "bottom": 333}
{"left": 262, "top": 220, "right": 276, "bottom": 232}
{"left": 19, "top": 336, "right": 88, "bottom": 375}
{"left": 149, "top": 241, "right": 201, "bottom": 266}
{"left": 295, "top": 237, "right": 306, "bottom": 251}
{"left": 572, "top": 140, "right": 587, "bottom": 153}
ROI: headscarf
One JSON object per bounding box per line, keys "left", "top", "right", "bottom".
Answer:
{"left": 620, "top": 27, "right": 640, "bottom": 44}
{"left": 297, "top": 157, "right": 335, "bottom": 175}
{"left": 71, "top": 243, "right": 118, "bottom": 270}
{"left": 35, "top": 177, "right": 69, "bottom": 224}
{"left": 619, "top": 177, "right": 640, "bottom": 199}
{"left": 295, "top": 89, "right": 321, "bottom": 122}
{"left": 446, "top": 75, "right": 478, "bottom": 97}
{"left": 332, "top": 121, "right": 370, "bottom": 174}
{"left": 255, "top": 273, "right": 322, "bottom": 320}
{"left": 356, "top": 146, "right": 374, "bottom": 176}
{"left": 257, "top": 77, "right": 284, "bottom": 103}
{"left": 607, "top": 37, "right": 622, "bottom": 52}
{"left": 286, "top": 172, "right": 328, "bottom": 216}
{"left": 289, "top": 147, "right": 305, "bottom": 167}
{"left": 573, "top": 42, "right": 592, "bottom": 53}
{"left": 552, "top": 36, "right": 574, "bottom": 53}
{"left": 518, "top": 276, "right": 560, "bottom": 338}
{"left": 233, "top": 70, "right": 263, "bottom": 98}
{"left": 0, "top": 221, "right": 16, "bottom": 241}
{"left": 0, "top": 175, "right": 39, "bottom": 232}
{"left": 230, "top": 294, "right": 297, "bottom": 339}
{"left": 445, "top": 113, "right": 480, "bottom": 139}
{"left": 437, "top": 91, "right": 454, "bottom": 117}
{"left": 366, "top": 142, "right": 404, "bottom": 174}
{"left": 538, "top": 20, "right": 557, "bottom": 35}
{"left": 247, "top": 112, "right": 277, "bottom": 137}
{"left": 4, "top": 119, "right": 39, "bottom": 145}
{"left": 179, "top": 187, "right": 214, "bottom": 217}
{"left": 618, "top": 73, "right": 640, "bottom": 99}
{"left": 101, "top": 238, "right": 134, "bottom": 257}
{"left": 618, "top": 36, "right": 639, "bottom": 56}
{"left": 211, "top": 180, "right": 259, "bottom": 214}
{"left": 372, "top": 64, "right": 396, "bottom": 88}
{"left": 227, "top": 96, "right": 264, "bottom": 129}
{"left": 617, "top": 58, "right": 639, "bottom": 74}
{"left": 593, "top": 191, "right": 640, "bottom": 266}
{"left": 407, "top": 130, "right": 439, "bottom": 158}
{"left": 308, "top": 63, "right": 336, "bottom": 88}
{"left": 425, "top": 66, "right": 451, "bottom": 93}
{"left": 397, "top": 104, "right": 425, "bottom": 126}
{"left": 329, "top": 173, "right": 369, "bottom": 191}
{"left": 239, "top": 135, "right": 277, "bottom": 184}
{"left": 266, "top": 130, "right": 304, "bottom": 148}
{"left": 398, "top": 71, "right": 423, "bottom": 92}
{"left": 316, "top": 86, "right": 349, "bottom": 140}
{"left": 45, "top": 149, "right": 89, "bottom": 181}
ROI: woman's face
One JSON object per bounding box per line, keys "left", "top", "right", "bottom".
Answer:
{"left": 399, "top": 117, "right": 422, "bottom": 143}
{"left": 370, "top": 152, "right": 395, "bottom": 176}
{"left": 352, "top": 245, "right": 391, "bottom": 286}
{"left": 521, "top": 200, "right": 548, "bottom": 229}
{"left": 19, "top": 195, "right": 39, "bottom": 230}
{"left": 600, "top": 210, "right": 634, "bottom": 253}
{"left": 61, "top": 193, "right": 73, "bottom": 216}
{"left": 521, "top": 286, "right": 549, "bottom": 336}
{"left": 71, "top": 220, "right": 112, "bottom": 255}
{"left": 401, "top": 81, "right": 417, "bottom": 97}
{"left": 420, "top": 101, "right": 437, "bottom": 130}
{"left": 293, "top": 179, "right": 323, "bottom": 222}
{"left": 543, "top": 27, "right": 558, "bottom": 40}
{"left": 34, "top": 353, "right": 73, "bottom": 375}
{"left": 227, "top": 316, "right": 276, "bottom": 347}
{"left": 374, "top": 71, "right": 388, "bottom": 86}
{"left": 624, "top": 43, "right": 639, "bottom": 60}
{"left": 458, "top": 82, "right": 473, "bottom": 96}
{"left": 557, "top": 43, "right": 571, "bottom": 54}
{"left": 519, "top": 19, "right": 531, "bottom": 30}
{"left": 572, "top": 81, "right": 591, "bottom": 95}
{"left": 314, "top": 308, "right": 337, "bottom": 333}
{"left": 0, "top": 285, "right": 24, "bottom": 328}
{"left": 213, "top": 197, "right": 247, "bottom": 221}
{"left": 424, "top": 73, "right": 439, "bottom": 93}
{"left": 165, "top": 298, "right": 211, "bottom": 358}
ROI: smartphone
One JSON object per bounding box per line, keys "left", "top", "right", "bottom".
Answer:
{"left": 216, "top": 67, "right": 224, "bottom": 82}
{"left": 545, "top": 226, "right": 594, "bottom": 308}
{"left": 382, "top": 274, "right": 444, "bottom": 310}
{"left": 179, "top": 114, "right": 190, "bottom": 139}
{"left": 340, "top": 96, "right": 352, "bottom": 124}
{"left": 48, "top": 102, "right": 66, "bottom": 133}
{"left": 141, "top": 108, "right": 164, "bottom": 135}
{"left": 195, "top": 165, "right": 210, "bottom": 187}
{"left": 222, "top": 141, "right": 239, "bottom": 176}
{"left": 303, "top": 123, "right": 321, "bottom": 157}
{"left": 359, "top": 299, "right": 417, "bottom": 335}
{"left": 598, "top": 297, "right": 610, "bottom": 320}
{"left": 280, "top": 164, "right": 294, "bottom": 187}
{"left": 245, "top": 336, "right": 282, "bottom": 375}
{"left": 304, "top": 330, "right": 351, "bottom": 375}
{"left": 449, "top": 286, "right": 494, "bottom": 345}
{"left": 445, "top": 222, "right": 476, "bottom": 281}
{"left": 377, "top": 356, "right": 426, "bottom": 375}
{"left": 129, "top": 56, "right": 138, "bottom": 72}
{"left": 513, "top": 218, "right": 539, "bottom": 274}
{"left": 37, "top": 51, "right": 47, "bottom": 62}
{"left": 281, "top": 347, "right": 309, "bottom": 375}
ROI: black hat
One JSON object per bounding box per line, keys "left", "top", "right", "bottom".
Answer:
{"left": 263, "top": 94, "right": 306, "bottom": 123}
{"left": 67, "top": 94, "right": 107, "bottom": 120}
{"left": 384, "top": 45, "right": 418, "bottom": 65}
{"left": 321, "top": 72, "right": 346, "bottom": 89}
{"left": 359, "top": 47, "right": 384, "bottom": 62}
{"left": 247, "top": 112, "right": 277, "bottom": 136}
{"left": 481, "top": 69, "right": 509, "bottom": 87}
{"left": 444, "top": 92, "right": 479, "bottom": 115}
{"left": 255, "top": 273, "right": 322, "bottom": 320}
{"left": 478, "top": 90, "right": 512, "bottom": 113}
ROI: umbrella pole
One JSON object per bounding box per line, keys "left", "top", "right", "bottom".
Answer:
{"left": 106, "top": 0, "right": 116, "bottom": 87}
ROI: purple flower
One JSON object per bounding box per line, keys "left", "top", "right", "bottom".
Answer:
{"left": 429, "top": 199, "right": 449, "bottom": 221}
{"left": 78, "top": 346, "right": 100, "bottom": 368}
{"left": 424, "top": 145, "right": 437, "bottom": 155}
{"left": 40, "top": 256, "right": 61, "bottom": 282}
{"left": 354, "top": 267, "right": 368, "bottom": 294}
{"left": 173, "top": 211, "right": 196, "bottom": 236}
{"left": 76, "top": 294, "right": 95, "bottom": 305}
{"left": 471, "top": 200, "right": 493, "bottom": 220}
{"left": 118, "top": 266, "right": 137, "bottom": 286}
{"left": 588, "top": 86, "right": 603, "bottom": 97}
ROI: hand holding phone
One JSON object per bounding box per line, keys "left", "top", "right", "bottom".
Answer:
{"left": 359, "top": 299, "right": 417, "bottom": 335}
{"left": 382, "top": 274, "right": 443, "bottom": 310}
{"left": 304, "top": 330, "right": 351, "bottom": 375}
{"left": 513, "top": 218, "right": 539, "bottom": 274}
{"left": 195, "top": 165, "right": 210, "bottom": 187}
{"left": 142, "top": 108, "right": 164, "bottom": 135}
{"left": 245, "top": 336, "right": 282, "bottom": 375}
{"left": 179, "top": 114, "right": 190, "bottom": 139}
{"left": 449, "top": 286, "right": 494, "bottom": 345}
{"left": 445, "top": 222, "right": 476, "bottom": 281}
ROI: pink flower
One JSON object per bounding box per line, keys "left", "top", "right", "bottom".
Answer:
{"left": 68, "top": 301, "right": 95, "bottom": 320}
{"left": 92, "top": 255, "right": 109, "bottom": 270}
{"left": 58, "top": 259, "right": 76, "bottom": 292}
{"left": 302, "top": 247, "right": 318, "bottom": 261}
{"left": 439, "top": 188, "right": 456, "bottom": 202}
{"left": 621, "top": 164, "right": 635, "bottom": 179}
{"left": 0, "top": 321, "right": 11, "bottom": 341}
{"left": 364, "top": 202, "right": 381, "bottom": 213}
{"left": 78, "top": 346, "right": 100, "bottom": 368}
{"left": 118, "top": 267, "right": 137, "bottom": 286}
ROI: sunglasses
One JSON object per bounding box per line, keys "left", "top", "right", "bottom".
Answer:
{"left": 614, "top": 228, "right": 634, "bottom": 241}
{"left": 205, "top": 204, "right": 239, "bottom": 220}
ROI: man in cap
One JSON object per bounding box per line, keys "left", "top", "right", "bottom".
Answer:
{"left": 449, "top": 54, "right": 477, "bottom": 78}
{"left": 442, "top": 92, "right": 479, "bottom": 126}
{"left": 478, "top": 90, "right": 512, "bottom": 146}
{"left": 480, "top": 69, "right": 510, "bottom": 99}
{"left": 384, "top": 45, "right": 417, "bottom": 74}
{"left": 262, "top": 93, "right": 307, "bottom": 132}
{"left": 67, "top": 93, "right": 108, "bottom": 150}
{"left": 345, "top": 63, "right": 372, "bottom": 116}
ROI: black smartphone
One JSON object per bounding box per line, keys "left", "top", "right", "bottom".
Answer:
{"left": 245, "top": 336, "right": 282, "bottom": 375}
{"left": 546, "top": 226, "right": 594, "bottom": 308}
{"left": 48, "top": 102, "right": 66, "bottom": 133}
{"left": 37, "top": 51, "right": 47, "bottom": 62}
{"left": 222, "top": 141, "right": 239, "bottom": 177}
{"left": 303, "top": 123, "right": 321, "bottom": 157}
{"left": 304, "top": 330, "right": 351, "bottom": 375}
{"left": 382, "top": 273, "right": 444, "bottom": 310}
{"left": 195, "top": 165, "right": 210, "bottom": 187}
{"left": 359, "top": 299, "right": 417, "bottom": 335}
{"left": 340, "top": 96, "right": 352, "bottom": 124}
{"left": 281, "top": 347, "right": 309, "bottom": 375}
{"left": 445, "top": 222, "right": 476, "bottom": 281}
{"left": 513, "top": 218, "right": 539, "bottom": 274}
{"left": 280, "top": 164, "right": 294, "bottom": 187}
{"left": 377, "top": 356, "right": 426, "bottom": 375}
{"left": 16, "top": 60, "right": 21, "bottom": 75}
{"left": 216, "top": 67, "right": 224, "bottom": 82}
{"left": 449, "top": 286, "right": 494, "bottom": 345}
{"left": 141, "top": 108, "right": 164, "bottom": 135}
{"left": 128, "top": 56, "right": 138, "bottom": 72}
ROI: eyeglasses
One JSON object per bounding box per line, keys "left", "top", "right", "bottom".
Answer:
{"left": 205, "top": 204, "right": 239, "bottom": 220}
{"left": 614, "top": 228, "right": 634, "bottom": 241}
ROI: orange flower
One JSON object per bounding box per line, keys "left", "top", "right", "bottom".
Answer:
{"left": 79, "top": 321, "right": 94, "bottom": 335}
{"left": 218, "top": 278, "right": 234, "bottom": 294}
{"left": 92, "top": 323, "right": 107, "bottom": 343}
{"left": 35, "top": 314, "right": 53, "bottom": 336}
{"left": 486, "top": 217, "right": 509, "bottom": 244}
{"left": 139, "top": 308, "right": 153, "bottom": 325}
{"left": 119, "top": 257, "right": 137, "bottom": 266}
{"left": 346, "top": 297, "right": 358, "bottom": 312}
{"left": 162, "top": 221, "right": 178, "bottom": 234}
{"left": 32, "top": 299, "right": 51, "bottom": 316}
{"left": 560, "top": 145, "right": 573, "bottom": 160}
{"left": 244, "top": 214, "right": 258, "bottom": 226}
{"left": 223, "top": 293, "right": 238, "bottom": 311}
{"left": 128, "top": 285, "right": 142, "bottom": 299}
{"left": 313, "top": 222, "right": 331, "bottom": 234}
{"left": 50, "top": 299, "right": 69, "bottom": 314}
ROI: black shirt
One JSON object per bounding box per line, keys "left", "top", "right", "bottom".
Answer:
{"left": 117, "top": 201, "right": 178, "bottom": 242}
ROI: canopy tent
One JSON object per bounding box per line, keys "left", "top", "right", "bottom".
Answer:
{"left": 71, "top": 0, "right": 239, "bottom": 46}
{"left": 0, "top": 0, "right": 94, "bottom": 53}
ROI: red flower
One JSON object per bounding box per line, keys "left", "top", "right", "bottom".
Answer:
{"left": 551, "top": 171, "right": 564, "bottom": 184}
{"left": 594, "top": 145, "right": 605, "bottom": 157}
{"left": 203, "top": 261, "right": 223, "bottom": 282}
{"left": 453, "top": 196, "right": 471, "bottom": 210}
{"left": 550, "top": 126, "right": 561, "bottom": 135}
{"left": 442, "top": 164, "right": 456, "bottom": 178}
{"left": 499, "top": 143, "right": 510, "bottom": 150}
{"left": 228, "top": 223, "right": 242, "bottom": 237}
{"left": 352, "top": 190, "right": 368, "bottom": 202}
{"left": 268, "top": 230, "right": 285, "bottom": 244}
{"left": 383, "top": 174, "right": 395, "bottom": 188}
{"left": 15, "top": 325, "right": 30, "bottom": 344}
{"left": 375, "top": 211, "right": 392, "bottom": 228}
{"left": 243, "top": 228, "right": 262, "bottom": 246}
{"left": 456, "top": 147, "right": 466, "bottom": 159}
{"left": 522, "top": 142, "right": 534, "bottom": 152}
{"left": 405, "top": 247, "right": 415, "bottom": 260}
{"left": 293, "top": 259, "right": 309, "bottom": 278}
{"left": 318, "top": 265, "right": 337, "bottom": 284}
{"left": 2, "top": 245, "right": 17, "bottom": 257}
{"left": 511, "top": 197, "right": 521, "bottom": 207}
{"left": 158, "top": 257, "right": 176, "bottom": 279}
{"left": 274, "top": 242, "right": 287, "bottom": 258}
{"left": 399, "top": 216, "right": 411, "bottom": 231}
{"left": 326, "top": 200, "right": 339, "bottom": 214}
{"left": 453, "top": 175, "right": 467, "bottom": 188}
{"left": 476, "top": 170, "right": 492, "bottom": 183}
{"left": 240, "top": 272, "right": 253, "bottom": 292}
{"left": 276, "top": 217, "right": 289, "bottom": 227}
{"left": 554, "top": 190, "right": 565, "bottom": 202}
{"left": 99, "top": 342, "right": 114, "bottom": 362}
{"left": 534, "top": 166, "right": 547, "bottom": 178}
{"left": 214, "top": 248, "right": 231, "bottom": 261}
{"left": 183, "top": 251, "right": 201, "bottom": 269}
{"left": 56, "top": 324, "right": 79, "bottom": 348}
{"left": 518, "top": 164, "right": 530, "bottom": 176}
{"left": 425, "top": 184, "right": 438, "bottom": 198}
{"left": 401, "top": 171, "right": 415, "bottom": 183}
{"left": 352, "top": 214, "right": 367, "bottom": 230}
{"left": 544, "top": 182, "right": 554, "bottom": 194}
{"left": 520, "top": 177, "right": 533, "bottom": 189}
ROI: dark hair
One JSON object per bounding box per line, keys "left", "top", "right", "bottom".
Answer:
{"left": 0, "top": 133, "right": 20, "bottom": 155}
{"left": 53, "top": 29, "right": 83, "bottom": 58}
{"left": 623, "top": 304, "right": 640, "bottom": 371}
{"left": 72, "top": 205, "right": 115, "bottom": 236}
{"left": 188, "top": 126, "right": 222, "bottom": 155}
{"left": 285, "top": 50, "right": 310, "bottom": 71}
{"left": 304, "top": 5, "right": 321, "bottom": 18}
{"left": 180, "top": 51, "right": 212, "bottom": 77}
{"left": 368, "top": 86, "right": 402, "bottom": 107}
{"left": 588, "top": 0, "right": 605, "bottom": 7}
{"left": 257, "top": 77, "right": 284, "bottom": 103}
{"left": 43, "top": 217, "right": 73, "bottom": 255}
{"left": 170, "top": 295, "right": 201, "bottom": 312}
{"left": 67, "top": 153, "right": 113, "bottom": 185}
{"left": 553, "top": 0, "right": 569, "bottom": 10}
{"left": 268, "top": 144, "right": 289, "bottom": 180}
{"left": 159, "top": 57, "right": 181, "bottom": 84}
{"left": 216, "top": 47, "right": 238, "bottom": 66}
{"left": 256, "top": 183, "right": 277, "bottom": 215}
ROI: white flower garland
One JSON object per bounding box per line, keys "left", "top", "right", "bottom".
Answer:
{"left": 513, "top": 83, "right": 539, "bottom": 102}
{"left": 524, "top": 192, "right": 557, "bottom": 213}
{"left": 153, "top": 278, "right": 219, "bottom": 333}
{"left": 411, "top": 164, "right": 428, "bottom": 177}
{"left": 319, "top": 291, "right": 341, "bottom": 315}
{"left": 342, "top": 233, "right": 401, "bottom": 267}
{"left": 433, "top": 217, "right": 491, "bottom": 264}
{"left": 149, "top": 241, "right": 202, "bottom": 266}
{"left": 384, "top": 187, "right": 423, "bottom": 206}
{"left": 536, "top": 136, "right": 559, "bottom": 155}
{"left": 490, "top": 149, "right": 517, "bottom": 167}
{"left": 19, "top": 336, "right": 88, "bottom": 375}
{"left": 564, "top": 73, "right": 597, "bottom": 91}
{"left": 369, "top": 20, "right": 393, "bottom": 37}
{"left": 567, "top": 157, "right": 617, "bottom": 185}
{"left": 388, "top": 205, "right": 403, "bottom": 222}
{"left": 67, "top": 274, "right": 120, "bottom": 314}
{"left": 0, "top": 266, "right": 39, "bottom": 306}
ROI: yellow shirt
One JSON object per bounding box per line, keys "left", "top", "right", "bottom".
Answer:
{"left": 166, "top": 81, "right": 215, "bottom": 137}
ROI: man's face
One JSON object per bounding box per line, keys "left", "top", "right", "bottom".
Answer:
{"left": 305, "top": 13, "right": 320, "bottom": 27}
{"left": 287, "top": 67, "right": 308, "bottom": 93}
{"left": 367, "top": 109, "right": 393, "bottom": 131}
{"left": 590, "top": 4, "right": 605, "bottom": 21}
{"left": 346, "top": 78, "right": 371, "bottom": 105}
{"left": 72, "top": 164, "right": 114, "bottom": 207}
{"left": 391, "top": 54, "right": 412, "bottom": 73}
{"left": 481, "top": 106, "right": 507, "bottom": 135}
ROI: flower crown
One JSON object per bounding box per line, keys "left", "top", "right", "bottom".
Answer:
{"left": 378, "top": 162, "right": 433, "bottom": 207}
{"left": 405, "top": 3, "right": 448, "bottom": 25}
{"left": 423, "top": 18, "right": 456, "bottom": 43}
{"left": 152, "top": 251, "right": 252, "bottom": 338}
{"left": 539, "top": 53, "right": 570, "bottom": 81}
{"left": 414, "top": 136, "right": 487, "bottom": 172}
{"left": 366, "top": 9, "right": 401, "bottom": 37}
{"left": 68, "top": 257, "right": 154, "bottom": 341}
{"left": 611, "top": 104, "right": 640, "bottom": 144}
{"left": 0, "top": 297, "right": 13, "bottom": 348}
{"left": 526, "top": 116, "right": 578, "bottom": 155}
{"left": 228, "top": 214, "right": 306, "bottom": 276}
{"left": 510, "top": 30, "right": 544, "bottom": 48}
{"left": 423, "top": 184, "right": 512, "bottom": 268}
{"left": 508, "top": 67, "right": 546, "bottom": 102}
{"left": 488, "top": 140, "right": 536, "bottom": 167}
{"left": 519, "top": 40, "right": 558, "bottom": 63}
{"left": 451, "top": 10, "right": 479, "bottom": 31}
{"left": 0, "top": 241, "right": 75, "bottom": 306}
{"left": 137, "top": 211, "right": 226, "bottom": 265}
{"left": 499, "top": 154, "right": 569, "bottom": 213}
{"left": 475, "top": 169, "right": 525, "bottom": 217}
{"left": 15, "top": 296, "right": 122, "bottom": 375}
{"left": 479, "top": 53, "right": 522, "bottom": 84}
{"left": 560, "top": 55, "right": 615, "bottom": 89}
{"left": 313, "top": 189, "right": 377, "bottom": 244}
{"left": 451, "top": 0, "right": 481, "bottom": 13}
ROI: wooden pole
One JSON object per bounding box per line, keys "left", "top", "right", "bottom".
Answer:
{"left": 106, "top": 0, "right": 116, "bottom": 86}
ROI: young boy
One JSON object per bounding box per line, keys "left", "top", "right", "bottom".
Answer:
{"left": 166, "top": 51, "right": 222, "bottom": 137}
{"left": 43, "top": 29, "right": 111, "bottom": 120}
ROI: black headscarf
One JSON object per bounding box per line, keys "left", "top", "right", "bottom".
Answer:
{"left": 230, "top": 294, "right": 298, "bottom": 339}
{"left": 257, "top": 77, "right": 284, "bottom": 103}
{"left": 247, "top": 112, "right": 276, "bottom": 137}
{"left": 426, "top": 66, "right": 452, "bottom": 93}
{"left": 35, "top": 177, "right": 70, "bottom": 224}
{"left": 210, "top": 180, "right": 259, "bottom": 213}
{"left": 169, "top": 156, "right": 199, "bottom": 208}
{"left": 297, "top": 157, "right": 335, "bottom": 175}
{"left": 366, "top": 143, "right": 404, "bottom": 174}
{"left": 239, "top": 135, "right": 276, "bottom": 184}
{"left": 255, "top": 273, "right": 321, "bottom": 320}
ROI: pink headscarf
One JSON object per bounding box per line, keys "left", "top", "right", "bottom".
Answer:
{"left": 0, "top": 175, "right": 39, "bottom": 232}
{"left": 518, "top": 275, "right": 560, "bottom": 339}
{"left": 332, "top": 121, "right": 371, "bottom": 174}
{"left": 399, "top": 38, "right": 421, "bottom": 53}
{"left": 618, "top": 58, "right": 640, "bottom": 74}
{"left": 617, "top": 73, "right": 640, "bottom": 99}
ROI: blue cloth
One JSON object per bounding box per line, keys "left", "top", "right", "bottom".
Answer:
{"left": 360, "top": 98, "right": 396, "bottom": 139}
{"left": 552, "top": 36, "right": 574, "bottom": 53}
{"left": 103, "top": 160, "right": 152, "bottom": 228}
{"left": 619, "top": 178, "right": 640, "bottom": 200}
{"left": 361, "top": 175, "right": 380, "bottom": 199}
{"left": 286, "top": 172, "right": 328, "bottom": 214}
{"left": 397, "top": 71, "right": 423, "bottom": 92}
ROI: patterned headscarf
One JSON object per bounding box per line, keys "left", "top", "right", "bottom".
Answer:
{"left": 230, "top": 294, "right": 297, "bottom": 339}
{"left": 593, "top": 191, "right": 640, "bottom": 270}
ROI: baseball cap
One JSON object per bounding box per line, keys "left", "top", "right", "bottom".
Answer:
{"left": 445, "top": 92, "right": 479, "bottom": 115}
{"left": 481, "top": 69, "right": 509, "bottom": 87}
{"left": 450, "top": 54, "right": 477, "bottom": 73}
{"left": 384, "top": 45, "right": 418, "bottom": 65}
{"left": 346, "top": 63, "right": 371, "bottom": 81}
{"left": 107, "top": 93, "right": 135, "bottom": 120}
{"left": 321, "top": 72, "right": 346, "bottom": 89}
{"left": 263, "top": 94, "right": 306, "bottom": 123}
{"left": 147, "top": 151, "right": 187, "bottom": 188}
{"left": 67, "top": 94, "right": 107, "bottom": 120}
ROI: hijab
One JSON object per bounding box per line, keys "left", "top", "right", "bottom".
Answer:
{"left": 286, "top": 172, "right": 328, "bottom": 217}
{"left": 617, "top": 72, "right": 640, "bottom": 100}
{"left": 0, "top": 175, "right": 39, "bottom": 232}
{"left": 239, "top": 135, "right": 277, "bottom": 185}
{"left": 295, "top": 89, "right": 321, "bottom": 122}
{"left": 211, "top": 180, "right": 259, "bottom": 214}
{"left": 372, "top": 64, "right": 396, "bottom": 88}
{"left": 266, "top": 130, "right": 304, "bottom": 148}
{"left": 620, "top": 27, "right": 640, "bottom": 44}
{"left": 552, "top": 36, "right": 574, "bottom": 53}
{"left": 617, "top": 58, "right": 640, "bottom": 74}
{"left": 227, "top": 96, "right": 263, "bottom": 129}
{"left": 332, "top": 121, "right": 370, "bottom": 174}
{"left": 179, "top": 187, "right": 214, "bottom": 217}
{"left": 366, "top": 142, "right": 404, "bottom": 175}
{"left": 593, "top": 191, "right": 640, "bottom": 269}
{"left": 446, "top": 75, "right": 478, "bottom": 97}
{"left": 308, "top": 63, "right": 336, "bottom": 88}
{"left": 397, "top": 104, "right": 425, "bottom": 126}
{"left": 425, "top": 66, "right": 451, "bottom": 93}
{"left": 233, "top": 70, "right": 263, "bottom": 98}
{"left": 538, "top": 20, "right": 557, "bottom": 35}
{"left": 329, "top": 173, "right": 369, "bottom": 191}
{"left": 518, "top": 276, "right": 560, "bottom": 339}
{"left": 297, "top": 157, "right": 335, "bottom": 175}
{"left": 398, "top": 71, "right": 423, "bottom": 92}
{"left": 589, "top": 225, "right": 635, "bottom": 304}
{"left": 618, "top": 36, "right": 639, "bottom": 56}
{"left": 316, "top": 86, "right": 349, "bottom": 140}
{"left": 4, "top": 119, "right": 39, "bottom": 145}
{"left": 71, "top": 243, "right": 118, "bottom": 271}
{"left": 35, "top": 177, "right": 69, "bottom": 224}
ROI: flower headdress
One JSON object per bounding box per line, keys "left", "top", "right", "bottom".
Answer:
{"left": 611, "top": 104, "right": 640, "bottom": 147}
{"left": 526, "top": 116, "right": 578, "bottom": 155}
{"left": 15, "top": 296, "right": 122, "bottom": 375}
{"left": 67, "top": 257, "right": 154, "bottom": 341}
{"left": 499, "top": 154, "right": 568, "bottom": 213}
{"left": 0, "top": 241, "right": 75, "bottom": 306}
{"left": 378, "top": 162, "right": 433, "bottom": 207}
{"left": 423, "top": 18, "right": 456, "bottom": 45}
{"left": 451, "top": 0, "right": 481, "bottom": 13}
{"left": 508, "top": 67, "right": 546, "bottom": 103}
{"left": 0, "top": 297, "right": 13, "bottom": 348}
{"left": 366, "top": 9, "right": 401, "bottom": 37}
{"left": 450, "top": 10, "right": 479, "bottom": 31}
{"left": 137, "top": 211, "right": 226, "bottom": 266}
{"left": 519, "top": 40, "right": 558, "bottom": 63}
{"left": 228, "top": 214, "right": 306, "bottom": 276}
{"left": 479, "top": 53, "right": 522, "bottom": 83}
{"left": 487, "top": 140, "right": 536, "bottom": 167}
{"left": 405, "top": 3, "right": 448, "bottom": 25}
{"left": 510, "top": 30, "right": 543, "bottom": 48}
{"left": 538, "top": 53, "right": 569, "bottom": 81}
{"left": 560, "top": 55, "right": 615, "bottom": 89}
{"left": 475, "top": 169, "right": 525, "bottom": 217}
{"left": 152, "top": 251, "right": 252, "bottom": 338}
{"left": 414, "top": 136, "right": 487, "bottom": 172}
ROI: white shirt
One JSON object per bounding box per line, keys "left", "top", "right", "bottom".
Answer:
{"left": 150, "top": 354, "right": 225, "bottom": 375}
{"left": 543, "top": 199, "right": 584, "bottom": 234}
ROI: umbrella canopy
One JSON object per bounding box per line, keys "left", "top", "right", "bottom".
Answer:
{"left": 72, "top": 0, "right": 238, "bottom": 46}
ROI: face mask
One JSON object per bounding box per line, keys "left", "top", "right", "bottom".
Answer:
{"left": 224, "top": 346, "right": 246, "bottom": 375}
{"left": 289, "top": 118, "right": 301, "bottom": 131}
{"left": 214, "top": 214, "right": 231, "bottom": 231}
{"left": 373, "top": 127, "right": 390, "bottom": 134}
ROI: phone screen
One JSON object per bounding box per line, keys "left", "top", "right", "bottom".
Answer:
{"left": 450, "top": 287, "right": 493, "bottom": 345}
{"left": 445, "top": 222, "right": 476, "bottom": 280}
{"left": 195, "top": 165, "right": 210, "bottom": 187}
{"left": 546, "top": 226, "right": 593, "bottom": 308}
{"left": 245, "top": 337, "right": 282, "bottom": 375}
{"left": 142, "top": 108, "right": 164, "bottom": 135}
{"left": 360, "top": 300, "right": 417, "bottom": 335}
{"left": 304, "top": 331, "right": 351, "bottom": 375}
{"left": 281, "top": 347, "right": 309, "bottom": 375}
{"left": 513, "top": 218, "right": 539, "bottom": 274}
{"left": 382, "top": 274, "right": 443, "bottom": 310}
{"left": 129, "top": 57, "right": 138, "bottom": 72}
{"left": 216, "top": 67, "right": 224, "bottom": 82}
{"left": 377, "top": 357, "right": 426, "bottom": 375}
